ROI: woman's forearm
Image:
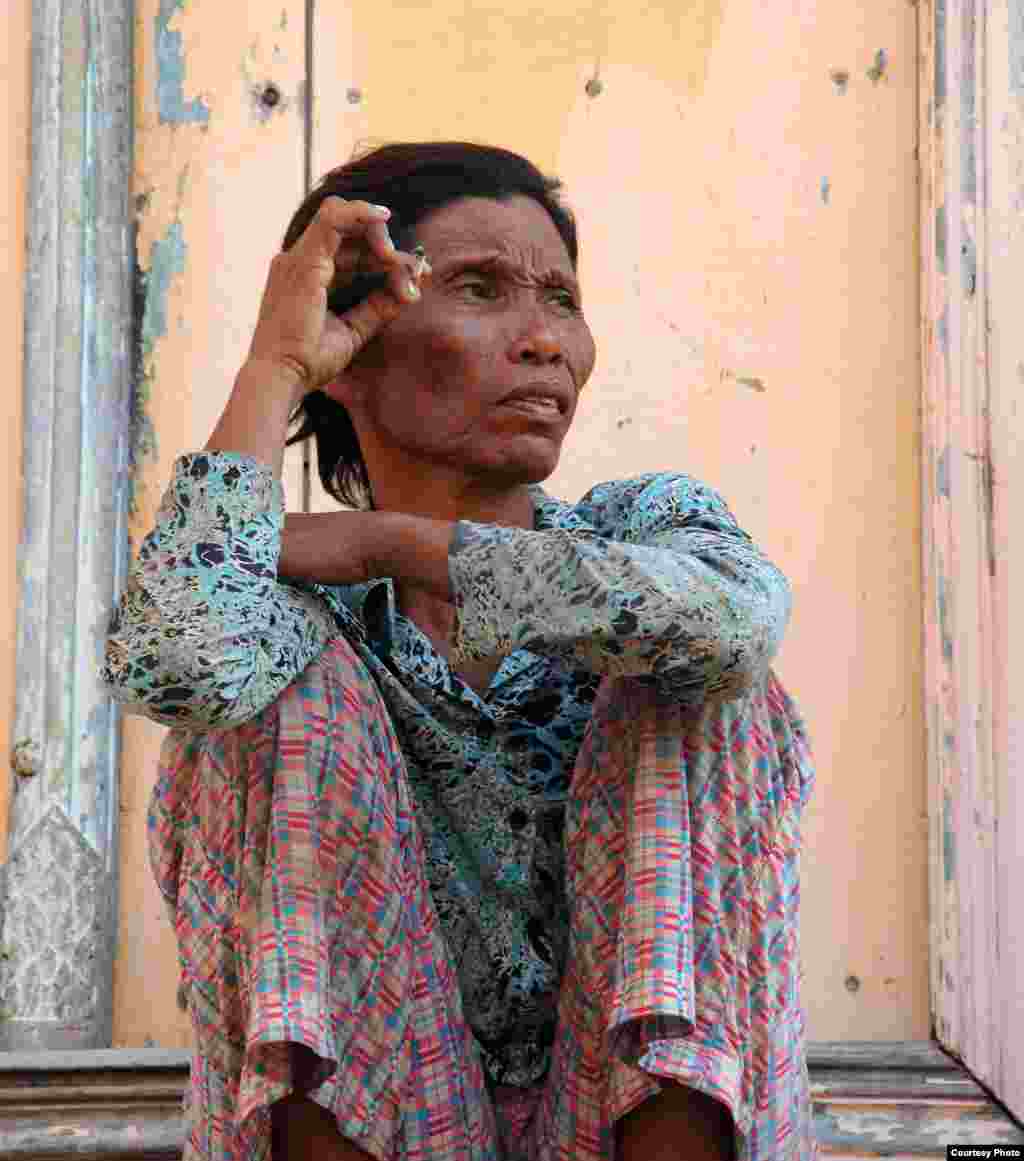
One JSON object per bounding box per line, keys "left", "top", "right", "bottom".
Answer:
{"left": 102, "top": 451, "right": 340, "bottom": 728}
{"left": 204, "top": 359, "right": 304, "bottom": 478}
{"left": 280, "top": 509, "right": 457, "bottom": 604}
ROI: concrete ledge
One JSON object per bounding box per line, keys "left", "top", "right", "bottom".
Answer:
{"left": 809, "top": 1042, "right": 1024, "bottom": 1155}
{"left": 0, "top": 1042, "right": 1020, "bottom": 1158}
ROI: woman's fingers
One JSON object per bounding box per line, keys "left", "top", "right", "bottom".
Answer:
{"left": 364, "top": 216, "right": 398, "bottom": 263}
{"left": 250, "top": 195, "right": 433, "bottom": 389}
{"left": 318, "top": 253, "right": 432, "bottom": 376}
{"left": 348, "top": 215, "right": 428, "bottom": 303}
{"left": 301, "top": 199, "right": 424, "bottom": 305}
{"left": 389, "top": 255, "right": 429, "bottom": 303}
{"left": 291, "top": 196, "right": 391, "bottom": 271}
{"left": 323, "top": 287, "right": 405, "bottom": 365}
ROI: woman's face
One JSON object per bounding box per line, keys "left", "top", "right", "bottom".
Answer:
{"left": 328, "top": 194, "right": 597, "bottom": 507}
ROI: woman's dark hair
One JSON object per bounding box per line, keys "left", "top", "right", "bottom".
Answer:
{"left": 282, "top": 140, "right": 579, "bottom": 510}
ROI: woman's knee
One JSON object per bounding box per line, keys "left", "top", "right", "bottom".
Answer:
{"left": 271, "top": 1094, "right": 372, "bottom": 1161}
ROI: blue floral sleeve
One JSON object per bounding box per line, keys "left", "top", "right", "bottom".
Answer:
{"left": 104, "top": 457, "right": 791, "bottom": 727}
{"left": 449, "top": 473, "right": 791, "bottom": 707}
{"left": 101, "top": 452, "right": 354, "bottom": 729}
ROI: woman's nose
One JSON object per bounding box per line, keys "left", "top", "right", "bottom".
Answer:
{"left": 511, "top": 315, "right": 564, "bottom": 365}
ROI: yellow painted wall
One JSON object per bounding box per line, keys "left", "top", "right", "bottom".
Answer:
{"left": 310, "top": 0, "right": 929, "bottom": 1040}
{"left": 113, "top": 0, "right": 310, "bottom": 1050}
{"left": 3, "top": 0, "right": 929, "bottom": 1048}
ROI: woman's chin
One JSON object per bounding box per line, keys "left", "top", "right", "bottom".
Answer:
{"left": 498, "top": 447, "right": 562, "bottom": 485}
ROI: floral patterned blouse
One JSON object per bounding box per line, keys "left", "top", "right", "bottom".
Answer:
{"left": 102, "top": 452, "right": 795, "bottom": 1088}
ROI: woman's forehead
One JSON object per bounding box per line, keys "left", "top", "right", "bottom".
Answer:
{"left": 414, "top": 195, "right": 572, "bottom": 267}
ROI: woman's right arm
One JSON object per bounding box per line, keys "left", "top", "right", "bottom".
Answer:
{"left": 101, "top": 441, "right": 348, "bottom": 730}
{"left": 102, "top": 198, "right": 429, "bottom": 729}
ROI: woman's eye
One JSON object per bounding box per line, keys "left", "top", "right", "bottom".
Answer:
{"left": 459, "top": 279, "right": 497, "bottom": 298}
{"left": 456, "top": 279, "right": 579, "bottom": 311}
{"left": 551, "top": 290, "right": 579, "bottom": 311}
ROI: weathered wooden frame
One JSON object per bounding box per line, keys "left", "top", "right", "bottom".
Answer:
{"left": 918, "top": 0, "right": 1023, "bottom": 1119}
{"left": 0, "top": 0, "right": 134, "bottom": 1050}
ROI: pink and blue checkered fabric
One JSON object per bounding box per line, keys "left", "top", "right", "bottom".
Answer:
{"left": 151, "top": 634, "right": 816, "bottom": 1161}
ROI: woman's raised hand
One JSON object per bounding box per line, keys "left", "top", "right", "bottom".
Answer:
{"left": 247, "top": 197, "right": 430, "bottom": 401}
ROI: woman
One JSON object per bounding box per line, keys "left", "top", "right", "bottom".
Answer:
{"left": 104, "top": 141, "right": 817, "bottom": 1161}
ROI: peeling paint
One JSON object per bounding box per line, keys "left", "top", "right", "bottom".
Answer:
{"left": 961, "top": 233, "right": 977, "bottom": 297}
{"left": 156, "top": 0, "right": 211, "bottom": 125}
{"left": 866, "top": 49, "right": 888, "bottom": 84}
{"left": 1011, "top": 0, "right": 1024, "bottom": 95}
{"left": 937, "top": 570, "right": 953, "bottom": 662}
{"left": 140, "top": 219, "right": 187, "bottom": 363}
{"left": 961, "top": 6, "right": 977, "bottom": 202}
{"left": 936, "top": 445, "right": 950, "bottom": 497}
{"left": 935, "top": 204, "right": 947, "bottom": 272}
{"left": 820, "top": 176, "right": 831, "bottom": 205}
{"left": 736, "top": 376, "right": 766, "bottom": 392}
{"left": 943, "top": 790, "right": 955, "bottom": 883}
{"left": 127, "top": 224, "right": 152, "bottom": 521}
{"left": 813, "top": 1102, "right": 1024, "bottom": 1153}
{"left": 128, "top": 219, "right": 187, "bottom": 511}
{"left": 720, "top": 369, "right": 766, "bottom": 392}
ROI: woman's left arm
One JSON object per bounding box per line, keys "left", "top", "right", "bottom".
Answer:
{"left": 368, "top": 473, "right": 791, "bottom": 707}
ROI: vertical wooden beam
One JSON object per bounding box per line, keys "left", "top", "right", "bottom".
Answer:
{"left": 920, "top": 0, "right": 1022, "bottom": 1120}
{"left": 985, "top": 0, "right": 1024, "bottom": 1122}
{"left": 0, "top": 0, "right": 134, "bottom": 1050}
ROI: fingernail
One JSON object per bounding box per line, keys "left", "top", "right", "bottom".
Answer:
{"left": 370, "top": 204, "right": 391, "bottom": 217}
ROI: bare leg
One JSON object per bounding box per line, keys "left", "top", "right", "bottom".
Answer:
{"left": 617, "top": 1083, "right": 735, "bottom": 1161}
{"left": 271, "top": 1093, "right": 374, "bottom": 1161}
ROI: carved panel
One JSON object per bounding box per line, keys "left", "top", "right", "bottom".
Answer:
{"left": 0, "top": 807, "right": 110, "bottom": 1051}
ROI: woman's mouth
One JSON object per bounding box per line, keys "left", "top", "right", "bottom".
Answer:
{"left": 502, "top": 396, "right": 561, "bottom": 418}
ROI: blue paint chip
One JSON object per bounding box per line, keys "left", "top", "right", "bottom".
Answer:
{"left": 157, "top": 0, "right": 211, "bottom": 125}
{"left": 935, "top": 205, "right": 947, "bottom": 272}
{"left": 936, "top": 445, "right": 950, "bottom": 498}
{"left": 942, "top": 790, "right": 955, "bottom": 882}
{"left": 142, "top": 220, "right": 187, "bottom": 352}
{"left": 937, "top": 572, "right": 953, "bottom": 662}
{"left": 820, "top": 177, "right": 831, "bottom": 205}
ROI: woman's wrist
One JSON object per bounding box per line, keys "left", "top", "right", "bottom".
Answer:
{"left": 238, "top": 356, "right": 308, "bottom": 410}
{"left": 204, "top": 359, "right": 307, "bottom": 477}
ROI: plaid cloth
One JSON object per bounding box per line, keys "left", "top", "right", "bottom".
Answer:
{"left": 106, "top": 456, "right": 801, "bottom": 1094}
{"left": 151, "top": 634, "right": 816, "bottom": 1161}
